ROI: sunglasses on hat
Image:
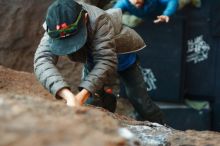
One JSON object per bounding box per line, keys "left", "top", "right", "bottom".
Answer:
{"left": 47, "top": 10, "right": 84, "bottom": 39}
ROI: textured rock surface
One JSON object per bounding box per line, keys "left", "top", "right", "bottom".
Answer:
{"left": 0, "top": 0, "right": 52, "bottom": 72}
{"left": 0, "top": 65, "right": 168, "bottom": 146}
{"left": 0, "top": 66, "right": 125, "bottom": 146}
{"left": 0, "top": 94, "right": 125, "bottom": 146}
{"left": 1, "top": 66, "right": 220, "bottom": 146}
{"left": 168, "top": 130, "right": 220, "bottom": 146}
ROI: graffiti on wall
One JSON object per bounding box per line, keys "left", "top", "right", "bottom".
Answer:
{"left": 141, "top": 67, "right": 157, "bottom": 91}
{"left": 187, "top": 35, "right": 210, "bottom": 64}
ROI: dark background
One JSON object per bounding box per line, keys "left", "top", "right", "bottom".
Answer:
{"left": 131, "top": 0, "right": 220, "bottom": 131}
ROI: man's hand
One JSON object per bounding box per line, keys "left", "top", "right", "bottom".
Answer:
{"left": 75, "top": 89, "right": 91, "bottom": 105}
{"left": 57, "top": 88, "right": 80, "bottom": 107}
{"left": 154, "top": 15, "right": 170, "bottom": 23}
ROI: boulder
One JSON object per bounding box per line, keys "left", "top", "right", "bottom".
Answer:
{"left": 1, "top": 65, "right": 220, "bottom": 146}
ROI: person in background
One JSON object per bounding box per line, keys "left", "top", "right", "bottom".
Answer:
{"left": 113, "top": 0, "right": 178, "bottom": 24}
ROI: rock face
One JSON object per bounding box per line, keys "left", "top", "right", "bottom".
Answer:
{"left": 168, "top": 130, "right": 220, "bottom": 146}
{"left": 0, "top": 0, "right": 52, "bottom": 72}
{"left": 0, "top": 65, "right": 125, "bottom": 146}
{"left": 1, "top": 66, "right": 220, "bottom": 146}
{"left": 0, "top": 65, "right": 168, "bottom": 146}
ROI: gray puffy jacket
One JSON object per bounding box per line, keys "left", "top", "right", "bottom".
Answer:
{"left": 34, "top": 2, "right": 145, "bottom": 97}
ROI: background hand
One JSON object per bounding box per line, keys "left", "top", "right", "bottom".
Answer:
{"left": 154, "top": 15, "right": 170, "bottom": 23}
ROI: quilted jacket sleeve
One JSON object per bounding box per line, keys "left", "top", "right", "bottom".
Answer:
{"left": 79, "top": 14, "right": 118, "bottom": 94}
{"left": 34, "top": 33, "right": 70, "bottom": 98}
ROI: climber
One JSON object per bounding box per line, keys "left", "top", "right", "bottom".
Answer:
{"left": 34, "top": 0, "right": 164, "bottom": 124}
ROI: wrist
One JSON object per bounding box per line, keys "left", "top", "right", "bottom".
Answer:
{"left": 57, "top": 88, "right": 74, "bottom": 100}
{"left": 76, "top": 89, "right": 90, "bottom": 105}
{"left": 81, "top": 89, "right": 91, "bottom": 97}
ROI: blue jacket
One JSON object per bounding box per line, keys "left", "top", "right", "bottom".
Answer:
{"left": 113, "top": 0, "right": 178, "bottom": 18}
